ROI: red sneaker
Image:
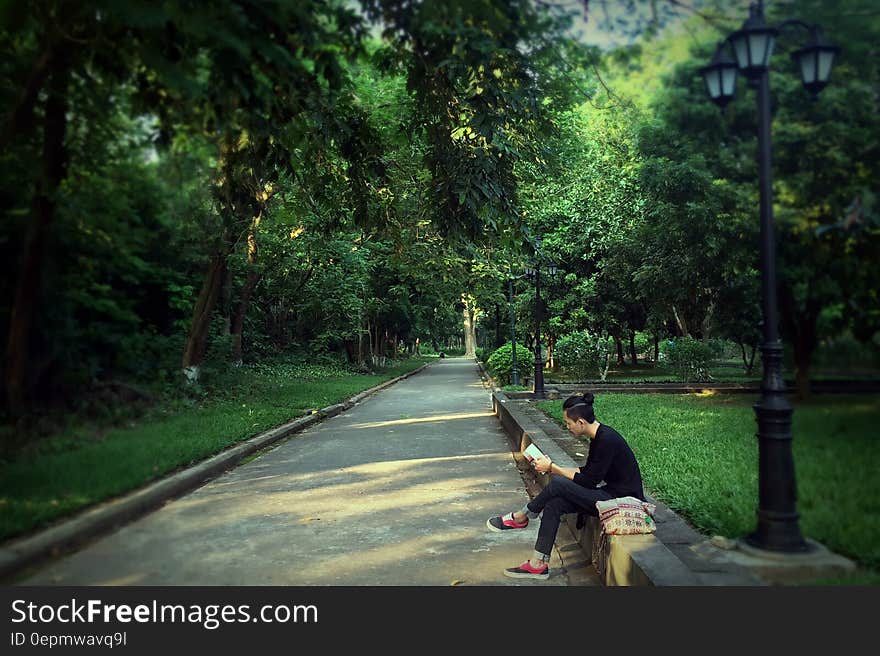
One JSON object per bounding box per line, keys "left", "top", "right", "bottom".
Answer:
{"left": 503, "top": 561, "right": 550, "bottom": 580}
{"left": 486, "top": 512, "right": 528, "bottom": 532}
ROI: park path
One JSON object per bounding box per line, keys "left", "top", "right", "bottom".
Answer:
{"left": 21, "top": 358, "right": 596, "bottom": 586}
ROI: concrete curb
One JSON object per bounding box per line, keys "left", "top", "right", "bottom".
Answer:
{"left": 0, "top": 361, "right": 434, "bottom": 582}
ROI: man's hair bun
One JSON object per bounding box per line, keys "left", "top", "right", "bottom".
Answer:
{"left": 562, "top": 392, "right": 596, "bottom": 423}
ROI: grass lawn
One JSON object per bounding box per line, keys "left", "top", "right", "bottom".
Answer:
{"left": 0, "top": 357, "right": 430, "bottom": 542}
{"left": 537, "top": 393, "right": 880, "bottom": 583}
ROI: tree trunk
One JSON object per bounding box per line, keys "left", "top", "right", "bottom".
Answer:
{"left": 780, "top": 286, "right": 819, "bottom": 400}
{"left": 230, "top": 214, "right": 262, "bottom": 364}
{"left": 672, "top": 304, "right": 689, "bottom": 337}
{"left": 614, "top": 334, "right": 625, "bottom": 366}
{"left": 181, "top": 249, "right": 230, "bottom": 382}
{"left": 4, "top": 66, "right": 68, "bottom": 416}
{"left": 739, "top": 341, "right": 758, "bottom": 376}
{"left": 654, "top": 334, "right": 660, "bottom": 363}
{"left": 628, "top": 329, "right": 638, "bottom": 365}
{"left": 0, "top": 47, "right": 56, "bottom": 155}
{"left": 463, "top": 299, "right": 477, "bottom": 357}
{"left": 701, "top": 299, "right": 715, "bottom": 340}
{"left": 220, "top": 261, "right": 233, "bottom": 337}
{"left": 792, "top": 326, "right": 817, "bottom": 400}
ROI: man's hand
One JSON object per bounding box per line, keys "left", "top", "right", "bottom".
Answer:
{"left": 534, "top": 455, "right": 552, "bottom": 474}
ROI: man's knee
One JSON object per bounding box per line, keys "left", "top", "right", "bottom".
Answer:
{"left": 546, "top": 474, "right": 568, "bottom": 494}
{"left": 541, "top": 497, "right": 567, "bottom": 519}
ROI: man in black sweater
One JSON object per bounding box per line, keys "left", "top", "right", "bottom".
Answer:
{"left": 486, "top": 393, "right": 645, "bottom": 580}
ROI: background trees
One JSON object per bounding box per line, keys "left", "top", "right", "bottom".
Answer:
{"left": 1, "top": 0, "right": 876, "bottom": 431}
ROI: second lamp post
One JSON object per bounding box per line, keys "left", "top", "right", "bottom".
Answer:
{"left": 524, "top": 259, "right": 557, "bottom": 398}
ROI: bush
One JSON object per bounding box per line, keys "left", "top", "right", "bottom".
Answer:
{"left": 633, "top": 332, "right": 651, "bottom": 359}
{"left": 660, "top": 337, "right": 714, "bottom": 382}
{"left": 707, "top": 337, "right": 738, "bottom": 360}
{"left": 813, "top": 332, "right": 880, "bottom": 370}
{"left": 474, "top": 347, "right": 487, "bottom": 363}
{"left": 486, "top": 343, "right": 533, "bottom": 385}
{"left": 555, "top": 331, "right": 614, "bottom": 381}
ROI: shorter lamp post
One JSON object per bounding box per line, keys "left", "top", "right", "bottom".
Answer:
{"left": 508, "top": 270, "right": 519, "bottom": 386}
{"left": 698, "top": 0, "right": 839, "bottom": 554}
{"left": 524, "top": 260, "right": 558, "bottom": 398}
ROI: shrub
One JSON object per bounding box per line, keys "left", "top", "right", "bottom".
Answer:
{"left": 486, "top": 342, "right": 533, "bottom": 385}
{"left": 555, "top": 331, "right": 614, "bottom": 381}
{"left": 708, "top": 337, "right": 738, "bottom": 360}
{"left": 660, "top": 337, "right": 714, "bottom": 382}
{"left": 474, "top": 347, "right": 487, "bottom": 363}
{"left": 633, "top": 331, "right": 651, "bottom": 359}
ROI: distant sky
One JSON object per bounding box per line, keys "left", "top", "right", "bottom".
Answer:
{"left": 539, "top": 0, "right": 749, "bottom": 50}
{"left": 352, "top": 1, "right": 751, "bottom": 50}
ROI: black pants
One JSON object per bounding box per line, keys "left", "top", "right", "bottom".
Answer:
{"left": 526, "top": 475, "right": 614, "bottom": 557}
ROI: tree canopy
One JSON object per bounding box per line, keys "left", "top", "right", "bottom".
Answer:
{"left": 2, "top": 0, "right": 877, "bottom": 428}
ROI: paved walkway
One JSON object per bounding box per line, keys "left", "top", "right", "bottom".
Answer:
{"left": 21, "top": 358, "right": 598, "bottom": 586}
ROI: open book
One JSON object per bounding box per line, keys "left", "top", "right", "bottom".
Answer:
{"left": 523, "top": 442, "right": 544, "bottom": 463}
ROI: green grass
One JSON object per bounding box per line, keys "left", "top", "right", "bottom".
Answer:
{"left": 537, "top": 393, "right": 880, "bottom": 581}
{"left": 0, "top": 358, "right": 429, "bottom": 542}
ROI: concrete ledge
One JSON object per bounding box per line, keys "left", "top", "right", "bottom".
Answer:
{"left": 0, "top": 361, "right": 433, "bottom": 582}
{"left": 492, "top": 390, "right": 702, "bottom": 586}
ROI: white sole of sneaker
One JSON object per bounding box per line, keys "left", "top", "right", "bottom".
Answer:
{"left": 486, "top": 517, "right": 527, "bottom": 532}
{"left": 503, "top": 569, "right": 550, "bottom": 580}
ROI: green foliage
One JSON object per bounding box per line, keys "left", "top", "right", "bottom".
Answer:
{"left": 486, "top": 342, "right": 532, "bottom": 385}
{"left": 660, "top": 337, "right": 714, "bottom": 382}
{"left": 555, "top": 330, "right": 614, "bottom": 381}
{"left": 707, "top": 338, "right": 738, "bottom": 360}
{"left": 633, "top": 331, "right": 651, "bottom": 358}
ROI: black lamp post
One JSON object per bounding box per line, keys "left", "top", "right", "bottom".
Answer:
{"left": 699, "top": 1, "right": 839, "bottom": 554}
{"left": 524, "top": 257, "right": 558, "bottom": 398}
{"left": 508, "top": 269, "right": 519, "bottom": 386}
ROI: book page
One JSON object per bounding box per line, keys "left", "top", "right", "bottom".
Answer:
{"left": 523, "top": 443, "right": 544, "bottom": 462}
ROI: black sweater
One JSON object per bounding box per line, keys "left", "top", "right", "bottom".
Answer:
{"left": 573, "top": 424, "right": 645, "bottom": 500}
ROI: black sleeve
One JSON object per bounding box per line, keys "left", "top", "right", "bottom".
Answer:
{"left": 573, "top": 439, "right": 613, "bottom": 489}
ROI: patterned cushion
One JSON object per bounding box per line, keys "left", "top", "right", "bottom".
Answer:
{"left": 596, "top": 496, "right": 657, "bottom": 535}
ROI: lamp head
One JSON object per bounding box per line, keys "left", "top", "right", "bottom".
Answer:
{"left": 791, "top": 27, "right": 840, "bottom": 95}
{"left": 728, "top": 2, "right": 779, "bottom": 79}
{"left": 699, "top": 42, "right": 739, "bottom": 107}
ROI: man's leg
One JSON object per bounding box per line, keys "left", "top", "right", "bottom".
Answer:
{"left": 517, "top": 475, "right": 614, "bottom": 519}
{"left": 532, "top": 496, "right": 580, "bottom": 561}
{"left": 508, "top": 474, "right": 570, "bottom": 523}
{"left": 506, "top": 477, "right": 615, "bottom": 578}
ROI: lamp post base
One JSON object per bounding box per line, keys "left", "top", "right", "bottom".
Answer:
{"left": 728, "top": 538, "right": 855, "bottom": 585}
{"left": 533, "top": 355, "right": 545, "bottom": 398}
{"left": 743, "top": 528, "right": 813, "bottom": 554}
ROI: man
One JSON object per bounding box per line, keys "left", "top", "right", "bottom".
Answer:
{"left": 487, "top": 392, "right": 645, "bottom": 580}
